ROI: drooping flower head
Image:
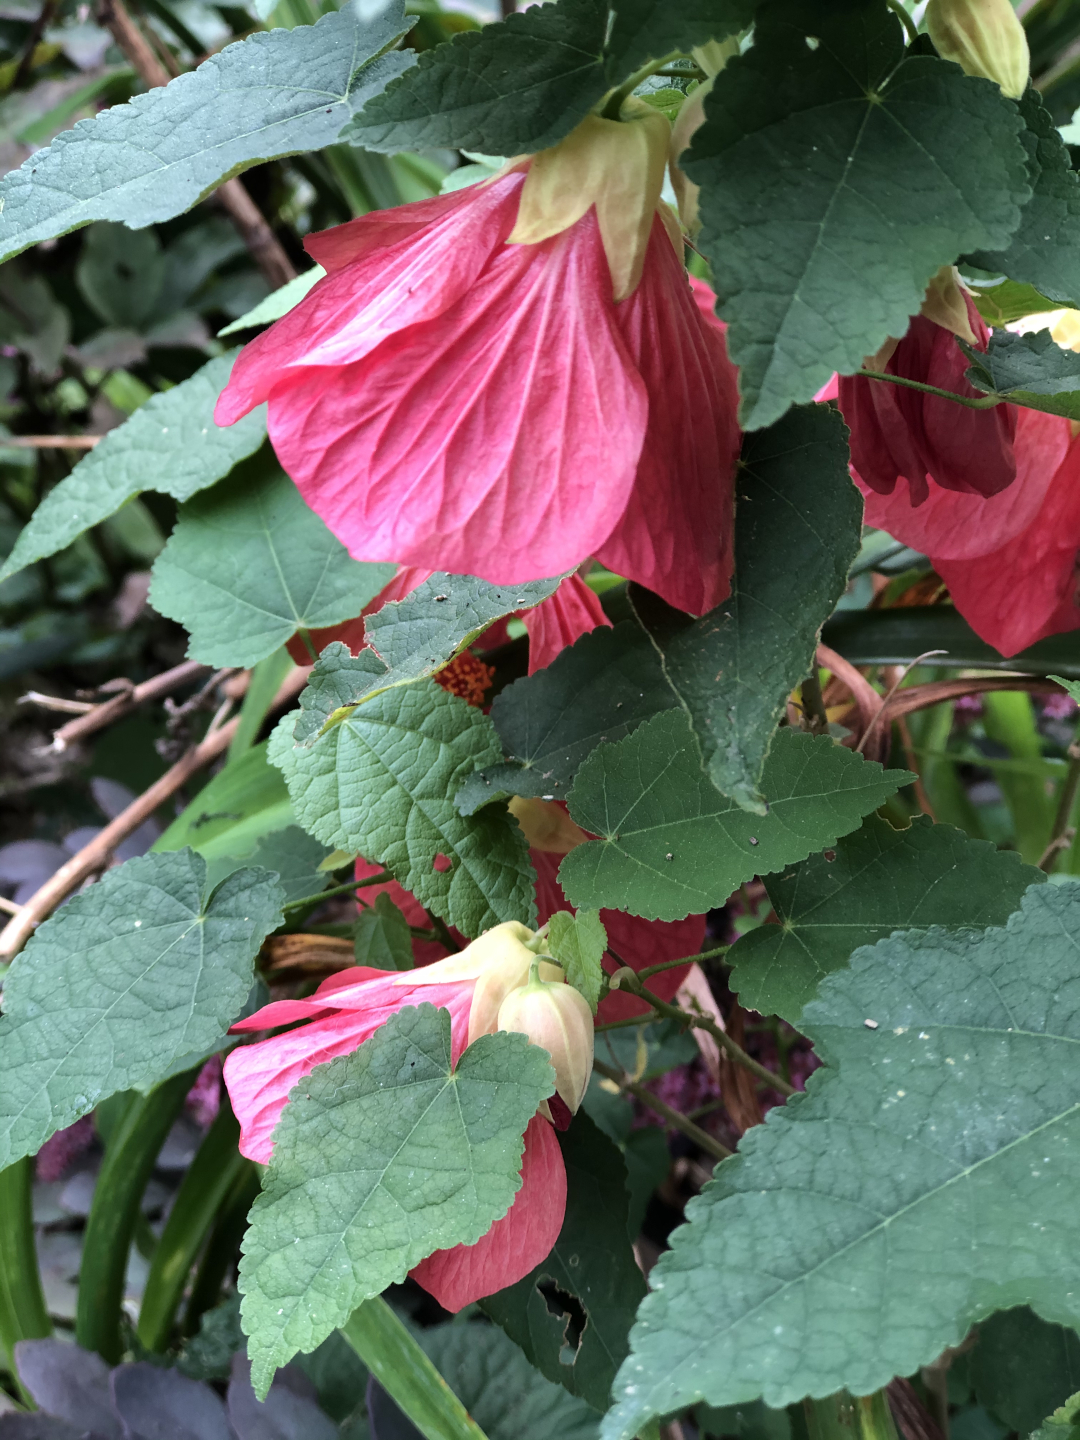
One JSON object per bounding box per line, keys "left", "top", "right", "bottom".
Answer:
{"left": 215, "top": 101, "right": 741, "bottom": 617}
{"left": 223, "top": 920, "right": 593, "bottom": 1311}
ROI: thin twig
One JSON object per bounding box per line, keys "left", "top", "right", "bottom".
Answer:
{"left": 854, "top": 651, "right": 948, "bottom": 755}
{"left": 0, "top": 667, "right": 309, "bottom": 960}
{"left": 1040, "top": 741, "right": 1080, "bottom": 872}
{"left": 19, "top": 692, "right": 95, "bottom": 715}
{"left": 94, "top": 0, "right": 296, "bottom": 288}
{"left": 608, "top": 963, "right": 797, "bottom": 1098}
{"left": 593, "top": 1058, "right": 732, "bottom": 1162}
{"left": 41, "top": 660, "right": 213, "bottom": 752}
{"left": 0, "top": 434, "right": 101, "bottom": 448}
{"left": 0, "top": 897, "right": 23, "bottom": 917}
{"left": 282, "top": 872, "right": 393, "bottom": 912}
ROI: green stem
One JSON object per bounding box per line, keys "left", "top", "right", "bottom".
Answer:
{"left": 184, "top": 1162, "right": 261, "bottom": 1334}
{"left": 593, "top": 1058, "right": 733, "bottom": 1162}
{"left": 282, "top": 870, "right": 393, "bottom": 912}
{"left": 0, "top": 1157, "right": 50, "bottom": 1385}
{"left": 804, "top": 1391, "right": 900, "bottom": 1440}
{"left": 859, "top": 370, "right": 1002, "bottom": 409}
{"left": 600, "top": 51, "right": 683, "bottom": 119}
{"left": 137, "top": 1099, "right": 246, "bottom": 1352}
{"left": 341, "top": 1296, "right": 491, "bottom": 1440}
{"left": 636, "top": 945, "right": 729, "bottom": 981}
{"left": 609, "top": 966, "right": 797, "bottom": 1097}
{"left": 424, "top": 910, "right": 462, "bottom": 954}
{"left": 884, "top": 0, "right": 919, "bottom": 44}
{"left": 76, "top": 1068, "right": 198, "bottom": 1362}
{"left": 1041, "top": 741, "right": 1080, "bottom": 872}
{"left": 802, "top": 670, "right": 829, "bottom": 732}
{"left": 295, "top": 628, "right": 319, "bottom": 664}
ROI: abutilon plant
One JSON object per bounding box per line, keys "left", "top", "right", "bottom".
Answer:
{"left": 5, "top": 2, "right": 1080, "bottom": 1439}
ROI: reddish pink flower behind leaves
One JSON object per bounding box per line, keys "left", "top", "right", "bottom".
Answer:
{"left": 522, "top": 573, "right": 611, "bottom": 674}
{"left": 838, "top": 295, "right": 1017, "bottom": 502}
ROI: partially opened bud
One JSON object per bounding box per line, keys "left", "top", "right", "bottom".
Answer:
{"left": 919, "top": 265, "right": 978, "bottom": 344}
{"left": 927, "top": 0, "right": 1030, "bottom": 99}
{"left": 497, "top": 974, "right": 594, "bottom": 1114}
{"left": 509, "top": 98, "right": 671, "bottom": 300}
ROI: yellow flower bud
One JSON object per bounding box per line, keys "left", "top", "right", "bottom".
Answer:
{"left": 926, "top": 0, "right": 1030, "bottom": 100}
{"left": 508, "top": 98, "right": 672, "bottom": 301}
{"left": 920, "top": 265, "right": 977, "bottom": 344}
{"left": 497, "top": 973, "right": 594, "bottom": 1114}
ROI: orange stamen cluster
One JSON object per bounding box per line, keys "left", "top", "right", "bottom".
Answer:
{"left": 434, "top": 650, "right": 495, "bottom": 707}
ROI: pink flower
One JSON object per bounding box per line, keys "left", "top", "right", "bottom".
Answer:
{"left": 223, "top": 924, "right": 578, "bottom": 1311}
{"left": 838, "top": 281, "right": 1017, "bottom": 503}
{"left": 216, "top": 108, "right": 741, "bottom": 618}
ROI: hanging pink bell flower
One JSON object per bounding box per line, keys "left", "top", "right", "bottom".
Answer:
{"left": 215, "top": 104, "right": 741, "bottom": 618}
{"left": 838, "top": 268, "right": 1018, "bottom": 502}
{"left": 223, "top": 921, "right": 579, "bottom": 1311}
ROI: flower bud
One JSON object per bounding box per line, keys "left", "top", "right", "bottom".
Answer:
{"left": 509, "top": 98, "right": 671, "bottom": 300}
{"left": 919, "top": 265, "right": 978, "bottom": 344}
{"left": 497, "top": 974, "right": 594, "bottom": 1114}
{"left": 926, "top": 0, "right": 1030, "bottom": 99}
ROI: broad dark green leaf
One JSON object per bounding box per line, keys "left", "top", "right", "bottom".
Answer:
{"left": 77, "top": 222, "right": 165, "bottom": 329}
{"left": 967, "top": 277, "right": 1067, "bottom": 328}
{"left": 0, "top": 850, "right": 282, "bottom": 1169}
{"left": 419, "top": 1321, "right": 600, "bottom": 1439}
{"left": 546, "top": 909, "right": 607, "bottom": 1012}
{"left": 970, "top": 1309, "right": 1080, "bottom": 1438}
{"left": 728, "top": 814, "right": 1043, "bottom": 1022}
{"left": 0, "top": 353, "right": 266, "bottom": 584}
{"left": 483, "top": 1112, "right": 646, "bottom": 1414}
{"left": 456, "top": 622, "right": 676, "bottom": 815}
{"left": 964, "top": 328, "right": 1080, "bottom": 419}
{"left": 239, "top": 1004, "right": 554, "bottom": 1393}
{"left": 821, "top": 607, "right": 1080, "bottom": 678}
{"left": 602, "top": 881, "right": 1080, "bottom": 1439}
{"left": 149, "top": 451, "right": 395, "bottom": 669}
{"left": 0, "top": 5, "right": 412, "bottom": 262}
{"left": 354, "top": 892, "right": 414, "bottom": 970}
{"left": 967, "top": 88, "right": 1080, "bottom": 308}
{"left": 347, "top": 0, "right": 751, "bottom": 156}
{"left": 633, "top": 406, "right": 860, "bottom": 814}
{"left": 561, "top": 715, "right": 910, "bottom": 921}
{"left": 294, "top": 571, "right": 564, "bottom": 743}
{"left": 236, "top": 826, "right": 331, "bottom": 906}
{"left": 685, "top": 0, "right": 1030, "bottom": 428}
{"left": 270, "top": 680, "right": 536, "bottom": 936}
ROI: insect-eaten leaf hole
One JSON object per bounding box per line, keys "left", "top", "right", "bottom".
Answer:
{"left": 536, "top": 1275, "right": 588, "bottom": 1367}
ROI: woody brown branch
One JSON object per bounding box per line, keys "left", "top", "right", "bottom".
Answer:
{"left": 94, "top": 0, "right": 297, "bottom": 289}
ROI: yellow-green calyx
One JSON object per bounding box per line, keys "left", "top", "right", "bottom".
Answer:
{"left": 926, "top": 0, "right": 1030, "bottom": 99}
{"left": 508, "top": 98, "right": 673, "bottom": 301}
{"left": 497, "top": 972, "right": 594, "bottom": 1113}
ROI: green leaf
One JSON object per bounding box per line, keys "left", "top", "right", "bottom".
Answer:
{"left": 546, "top": 910, "right": 607, "bottom": 1012}
{"left": 0, "top": 353, "right": 266, "bottom": 585}
{"left": 1034, "top": 1394, "right": 1080, "bottom": 1440}
{"left": 482, "top": 1112, "right": 646, "bottom": 1414}
{"left": 347, "top": 0, "right": 750, "bottom": 156}
{"left": 354, "top": 891, "right": 414, "bottom": 971}
{"left": 685, "top": 0, "right": 1031, "bottom": 428}
{"left": 0, "top": 850, "right": 283, "bottom": 1170}
{"left": 822, "top": 606, "right": 1080, "bottom": 678}
{"left": 964, "top": 328, "right": 1080, "bottom": 419}
{"left": 966, "top": 88, "right": 1080, "bottom": 309}
{"left": 0, "top": 6, "right": 413, "bottom": 262}
{"left": 561, "top": 716, "right": 911, "bottom": 921}
{"left": 727, "top": 813, "right": 1043, "bottom": 1022}
{"left": 230, "top": 826, "right": 331, "bottom": 906}
{"left": 154, "top": 740, "right": 294, "bottom": 863}
{"left": 970, "top": 1309, "right": 1080, "bottom": 1438}
{"left": 218, "top": 266, "right": 324, "bottom": 337}
{"left": 633, "top": 406, "right": 861, "bottom": 815}
{"left": 967, "top": 278, "right": 1069, "bottom": 328}
{"left": 1053, "top": 677, "right": 1080, "bottom": 705}
{"left": 294, "top": 571, "right": 565, "bottom": 743}
{"left": 239, "top": 1004, "right": 554, "bottom": 1393}
{"left": 456, "top": 622, "right": 676, "bottom": 815}
{"left": 148, "top": 450, "right": 395, "bottom": 669}
{"left": 601, "top": 880, "right": 1080, "bottom": 1440}
{"left": 270, "top": 680, "right": 536, "bottom": 936}
{"left": 76, "top": 222, "right": 165, "bottom": 329}
{"left": 421, "top": 1320, "right": 601, "bottom": 1439}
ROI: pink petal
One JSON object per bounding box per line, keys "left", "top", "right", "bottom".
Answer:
{"left": 858, "top": 405, "right": 1072, "bottom": 561}
{"left": 815, "top": 375, "right": 840, "bottom": 403}
{"left": 934, "top": 428, "right": 1080, "bottom": 656}
{"left": 531, "top": 850, "right": 706, "bottom": 1023}
{"left": 215, "top": 177, "right": 524, "bottom": 425}
{"left": 838, "top": 300, "right": 1017, "bottom": 503}
{"left": 224, "top": 981, "right": 474, "bottom": 1162}
{"left": 597, "top": 248, "right": 740, "bottom": 616}
{"left": 262, "top": 210, "right": 647, "bottom": 581}
{"left": 409, "top": 1113, "right": 566, "bottom": 1311}
{"left": 229, "top": 999, "right": 339, "bottom": 1033}
{"left": 523, "top": 575, "right": 611, "bottom": 674}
